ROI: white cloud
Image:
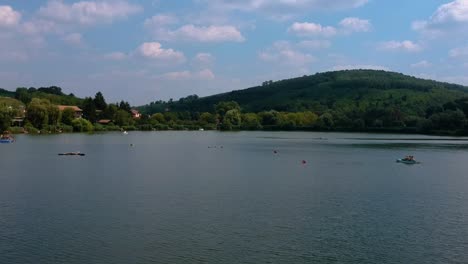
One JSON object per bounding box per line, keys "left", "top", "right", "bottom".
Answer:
{"left": 289, "top": 18, "right": 371, "bottom": 37}
{"left": 413, "top": 0, "right": 468, "bottom": 36}
{"left": 378, "top": 40, "right": 422, "bottom": 52}
{"left": 62, "top": 33, "right": 83, "bottom": 46}
{"left": 332, "top": 65, "right": 389, "bottom": 71}
{"left": 339, "top": 17, "right": 371, "bottom": 33}
{"left": 0, "top": 5, "right": 21, "bottom": 27}
{"left": 197, "top": 69, "right": 216, "bottom": 80}
{"left": 288, "top": 22, "right": 337, "bottom": 37}
{"left": 193, "top": 53, "right": 215, "bottom": 67}
{"left": 38, "top": 0, "right": 142, "bottom": 25}
{"left": 149, "top": 24, "right": 245, "bottom": 42}
{"left": 297, "top": 40, "right": 331, "bottom": 49}
{"left": 411, "top": 60, "right": 432, "bottom": 68}
{"left": 158, "top": 69, "right": 215, "bottom": 81}
{"left": 21, "top": 19, "right": 61, "bottom": 35}
{"left": 202, "top": 0, "right": 368, "bottom": 12}
{"left": 144, "top": 14, "right": 178, "bottom": 27}
{"left": 431, "top": 0, "right": 468, "bottom": 24}
{"left": 104, "top": 52, "right": 128, "bottom": 60}
{"left": 449, "top": 46, "right": 468, "bottom": 57}
{"left": 138, "top": 42, "right": 186, "bottom": 63}
{"left": 259, "top": 41, "right": 315, "bottom": 67}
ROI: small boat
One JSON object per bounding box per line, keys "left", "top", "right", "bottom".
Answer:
{"left": 0, "top": 135, "right": 14, "bottom": 144}
{"left": 123, "top": 131, "right": 128, "bottom": 135}
{"left": 58, "top": 152, "right": 85, "bottom": 156}
{"left": 396, "top": 158, "right": 418, "bottom": 164}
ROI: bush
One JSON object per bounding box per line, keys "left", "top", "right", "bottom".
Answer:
{"left": 93, "top": 123, "right": 107, "bottom": 132}
{"left": 8, "top": 126, "right": 25, "bottom": 134}
{"left": 72, "top": 118, "right": 94, "bottom": 132}
{"left": 59, "top": 125, "right": 74, "bottom": 133}
{"left": 122, "top": 125, "right": 137, "bottom": 131}
{"left": 153, "top": 124, "right": 169, "bottom": 130}
{"left": 137, "top": 124, "right": 153, "bottom": 131}
{"left": 24, "top": 123, "right": 40, "bottom": 134}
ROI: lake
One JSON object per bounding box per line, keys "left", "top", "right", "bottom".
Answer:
{"left": 1, "top": 131, "right": 468, "bottom": 264}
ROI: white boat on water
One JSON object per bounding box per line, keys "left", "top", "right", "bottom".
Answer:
{"left": 123, "top": 131, "right": 128, "bottom": 135}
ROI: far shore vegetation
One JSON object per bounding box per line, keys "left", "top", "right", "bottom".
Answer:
{"left": 2, "top": 70, "right": 468, "bottom": 136}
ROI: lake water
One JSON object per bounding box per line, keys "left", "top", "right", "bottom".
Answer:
{"left": 1, "top": 131, "right": 468, "bottom": 264}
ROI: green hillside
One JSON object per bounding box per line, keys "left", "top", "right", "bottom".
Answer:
{"left": 137, "top": 70, "right": 468, "bottom": 134}
{"left": 140, "top": 70, "right": 468, "bottom": 114}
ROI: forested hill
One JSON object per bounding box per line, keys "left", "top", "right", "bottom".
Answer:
{"left": 139, "top": 70, "right": 468, "bottom": 114}
{"left": 1, "top": 86, "right": 83, "bottom": 106}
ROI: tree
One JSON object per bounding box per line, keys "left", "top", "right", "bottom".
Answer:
{"left": 0, "top": 105, "right": 13, "bottom": 132}
{"left": 241, "top": 113, "right": 262, "bottom": 130}
{"left": 94, "top": 92, "right": 107, "bottom": 110}
{"left": 215, "top": 101, "right": 241, "bottom": 118}
{"left": 47, "top": 105, "right": 61, "bottom": 126}
{"left": 317, "top": 113, "right": 335, "bottom": 130}
{"left": 151, "top": 113, "right": 165, "bottom": 123}
{"left": 26, "top": 98, "right": 50, "bottom": 129}
{"left": 15, "top": 87, "right": 32, "bottom": 104}
{"left": 72, "top": 118, "right": 94, "bottom": 132}
{"left": 81, "top": 97, "right": 97, "bottom": 123}
{"left": 61, "top": 108, "right": 75, "bottom": 126}
{"left": 118, "top": 101, "right": 131, "bottom": 113}
{"left": 221, "top": 109, "right": 241, "bottom": 130}
{"left": 113, "top": 109, "right": 134, "bottom": 127}
{"left": 199, "top": 112, "right": 216, "bottom": 125}
{"left": 258, "top": 110, "right": 280, "bottom": 126}
{"left": 103, "top": 103, "right": 119, "bottom": 119}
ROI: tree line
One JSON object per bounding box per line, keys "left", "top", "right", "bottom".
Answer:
{"left": 1, "top": 88, "right": 136, "bottom": 133}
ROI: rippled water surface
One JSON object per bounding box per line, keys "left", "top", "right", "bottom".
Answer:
{"left": 1, "top": 132, "right": 468, "bottom": 264}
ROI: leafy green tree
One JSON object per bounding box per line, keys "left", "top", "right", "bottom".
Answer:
{"left": 72, "top": 118, "right": 94, "bottom": 132}
{"left": 113, "top": 109, "right": 134, "bottom": 126}
{"left": 221, "top": 109, "right": 241, "bottom": 130}
{"left": 81, "top": 97, "right": 97, "bottom": 123}
{"left": 199, "top": 112, "right": 216, "bottom": 125}
{"left": 317, "top": 113, "right": 335, "bottom": 130}
{"left": 258, "top": 110, "right": 280, "bottom": 126}
{"left": 164, "top": 112, "right": 178, "bottom": 122}
{"left": 241, "top": 113, "right": 262, "bottom": 130}
{"left": 215, "top": 101, "right": 241, "bottom": 118}
{"left": 15, "top": 87, "right": 32, "bottom": 104}
{"left": 93, "top": 92, "right": 107, "bottom": 110}
{"left": 0, "top": 105, "right": 13, "bottom": 132}
{"left": 103, "top": 103, "right": 119, "bottom": 119}
{"left": 26, "top": 98, "right": 50, "bottom": 129}
{"left": 118, "top": 101, "right": 131, "bottom": 113}
{"left": 47, "top": 105, "right": 61, "bottom": 126}
{"left": 61, "top": 108, "right": 75, "bottom": 126}
{"left": 151, "top": 113, "right": 165, "bottom": 123}
{"left": 302, "top": 111, "right": 319, "bottom": 127}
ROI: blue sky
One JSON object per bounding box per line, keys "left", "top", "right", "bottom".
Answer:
{"left": 1, "top": 0, "right": 468, "bottom": 105}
